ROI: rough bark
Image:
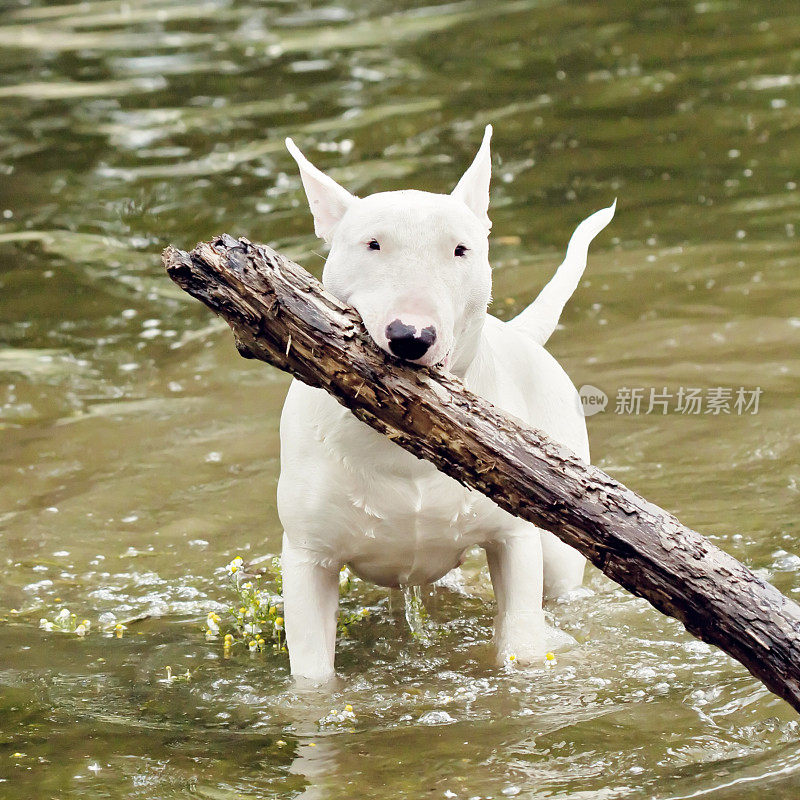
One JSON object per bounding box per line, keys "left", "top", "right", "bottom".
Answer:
{"left": 164, "top": 235, "right": 800, "bottom": 714}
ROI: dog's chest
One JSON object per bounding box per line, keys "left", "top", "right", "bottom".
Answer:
{"left": 315, "top": 412, "right": 491, "bottom": 585}
{"left": 278, "top": 320, "right": 588, "bottom": 586}
{"left": 344, "top": 475, "right": 484, "bottom": 586}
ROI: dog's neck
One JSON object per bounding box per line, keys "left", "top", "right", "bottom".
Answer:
{"left": 449, "top": 313, "right": 488, "bottom": 379}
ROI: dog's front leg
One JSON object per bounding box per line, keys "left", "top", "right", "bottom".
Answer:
{"left": 281, "top": 533, "right": 340, "bottom": 682}
{"left": 485, "top": 529, "right": 547, "bottom": 665}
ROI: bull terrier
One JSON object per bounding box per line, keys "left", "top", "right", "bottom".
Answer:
{"left": 278, "top": 125, "right": 615, "bottom": 681}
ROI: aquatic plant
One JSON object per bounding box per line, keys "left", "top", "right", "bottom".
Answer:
{"left": 39, "top": 609, "right": 91, "bottom": 636}
{"left": 319, "top": 703, "right": 357, "bottom": 728}
{"left": 38, "top": 608, "right": 130, "bottom": 638}
{"left": 209, "top": 556, "right": 370, "bottom": 655}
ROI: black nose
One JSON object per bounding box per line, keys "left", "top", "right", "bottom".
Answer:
{"left": 385, "top": 319, "right": 436, "bottom": 361}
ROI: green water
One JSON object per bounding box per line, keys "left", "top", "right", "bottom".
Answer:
{"left": 1, "top": 0, "right": 799, "bottom": 797}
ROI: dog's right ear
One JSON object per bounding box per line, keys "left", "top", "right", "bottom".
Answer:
{"left": 285, "top": 138, "right": 356, "bottom": 242}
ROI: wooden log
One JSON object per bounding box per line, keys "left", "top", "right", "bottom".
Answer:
{"left": 164, "top": 235, "right": 800, "bottom": 714}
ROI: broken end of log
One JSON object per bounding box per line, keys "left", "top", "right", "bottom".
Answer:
{"left": 162, "top": 244, "right": 191, "bottom": 284}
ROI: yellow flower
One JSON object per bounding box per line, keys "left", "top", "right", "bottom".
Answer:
{"left": 345, "top": 704, "right": 353, "bottom": 713}
{"left": 274, "top": 617, "right": 284, "bottom": 630}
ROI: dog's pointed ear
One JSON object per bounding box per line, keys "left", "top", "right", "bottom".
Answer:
{"left": 451, "top": 124, "right": 493, "bottom": 230}
{"left": 285, "top": 138, "right": 356, "bottom": 242}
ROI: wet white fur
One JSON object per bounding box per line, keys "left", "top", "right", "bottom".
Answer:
{"left": 279, "top": 126, "right": 615, "bottom": 681}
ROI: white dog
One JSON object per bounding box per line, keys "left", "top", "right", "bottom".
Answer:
{"left": 277, "top": 125, "right": 615, "bottom": 681}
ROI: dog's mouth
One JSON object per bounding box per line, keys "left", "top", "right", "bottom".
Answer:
{"left": 357, "top": 310, "right": 451, "bottom": 370}
{"left": 434, "top": 351, "right": 452, "bottom": 371}
{"left": 379, "top": 343, "right": 451, "bottom": 371}
{"left": 386, "top": 349, "right": 450, "bottom": 370}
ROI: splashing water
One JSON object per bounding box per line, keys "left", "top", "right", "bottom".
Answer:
{"left": 402, "top": 584, "right": 433, "bottom": 646}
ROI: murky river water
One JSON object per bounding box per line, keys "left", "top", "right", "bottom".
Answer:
{"left": 1, "top": 0, "right": 799, "bottom": 797}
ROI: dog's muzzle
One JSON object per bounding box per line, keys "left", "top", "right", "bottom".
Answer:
{"left": 385, "top": 319, "right": 436, "bottom": 361}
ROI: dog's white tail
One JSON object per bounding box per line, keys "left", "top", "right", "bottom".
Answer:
{"left": 510, "top": 200, "right": 616, "bottom": 345}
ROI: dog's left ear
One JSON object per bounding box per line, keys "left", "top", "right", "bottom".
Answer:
{"left": 451, "top": 124, "right": 493, "bottom": 230}
{"left": 285, "top": 138, "right": 356, "bottom": 242}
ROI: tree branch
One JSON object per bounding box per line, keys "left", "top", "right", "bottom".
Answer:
{"left": 164, "top": 234, "right": 800, "bottom": 714}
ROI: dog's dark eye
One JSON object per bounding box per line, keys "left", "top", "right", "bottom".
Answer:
{"left": 454, "top": 244, "right": 468, "bottom": 257}
{"left": 368, "top": 239, "right": 381, "bottom": 251}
